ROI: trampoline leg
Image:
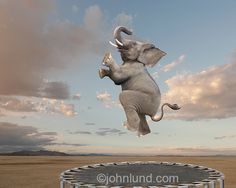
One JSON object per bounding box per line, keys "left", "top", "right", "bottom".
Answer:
{"left": 60, "top": 180, "right": 65, "bottom": 188}
{"left": 209, "top": 181, "right": 216, "bottom": 188}
{"left": 220, "top": 179, "right": 224, "bottom": 188}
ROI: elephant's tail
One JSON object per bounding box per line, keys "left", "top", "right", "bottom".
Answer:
{"left": 151, "top": 103, "right": 181, "bottom": 122}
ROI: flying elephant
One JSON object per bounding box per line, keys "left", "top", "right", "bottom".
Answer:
{"left": 99, "top": 26, "right": 180, "bottom": 136}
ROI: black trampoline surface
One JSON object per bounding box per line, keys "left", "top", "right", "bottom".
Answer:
{"left": 75, "top": 163, "right": 208, "bottom": 186}
{"left": 61, "top": 161, "right": 225, "bottom": 187}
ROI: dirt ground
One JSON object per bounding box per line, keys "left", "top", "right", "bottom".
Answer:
{"left": 0, "top": 156, "right": 235, "bottom": 188}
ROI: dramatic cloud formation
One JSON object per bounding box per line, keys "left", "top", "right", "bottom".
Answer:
{"left": 0, "top": 122, "right": 57, "bottom": 152}
{"left": 162, "top": 54, "right": 186, "bottom": 72}
{"left": 0, "top": 97, "right": 77, "bottom": 117}
{"left": 0, "top": 1, "right": 106, "bottom": 99}
{"left": 163, "top": 56, "right": 236, "bottom": 120}
{"left": 95, "top": 128, "right": 126, "bottom": 136}
{"left": 96, "top": 91, "right": 121, "bottom": 108}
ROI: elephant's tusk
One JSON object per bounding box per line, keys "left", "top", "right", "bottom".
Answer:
{"left": 115, "top": 39, "right": 124, "bottom": 46}
{"left": 109, "top": 41, "right": 118, "bottom": 48}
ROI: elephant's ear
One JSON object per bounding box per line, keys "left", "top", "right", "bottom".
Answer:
{"left": 138, "top": 44, "right": 166, "bottom": 67}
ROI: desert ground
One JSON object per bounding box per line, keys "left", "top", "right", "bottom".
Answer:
{"left": 0, "top": 156, "right": 235, "bottom": 188}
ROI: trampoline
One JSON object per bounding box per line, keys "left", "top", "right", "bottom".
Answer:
{"left": 60, "top": 161, "right": 224, "bottom": 188}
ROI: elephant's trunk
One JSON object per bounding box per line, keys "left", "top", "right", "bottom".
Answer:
{"left": 151, "top": 103, "right": 181, "bottom": 122}
{"left": 113, "top": 26, "right": 132, "bottom": 46}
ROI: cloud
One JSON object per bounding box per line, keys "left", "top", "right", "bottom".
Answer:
{"left": 114, "top": 12, "right": 133, "bottom": 28}
{"left": 96, "top": 91, "right": 111, "bottom": 102}
{"left": 68, "top": 128, "right": 126, "bottom": 136}
{"left": 67, "top": 145, "right": 236, "bottom": 156}
{"left": 37, "top": 98, "right": 77, "bottom": 117}
{"left": 72, "top": 92, "right": 81, "bottom": 100}
{"left": 214, "top": 134, "right": 236, "bottom": 140}
{"left": 95, "top": 128, "right": 126, "bottom": 136}
{"left": 0, "top": 96, "right": 77, "bottom": 117}
{"left": 66, "top": 128, "right": 126, "bottom": 136}
{"left": 0, "top": 1, "right": 107, "bottom": 99}
{"left": 49, "top": 142, "right": 88, "bottom": 147}
{"left": 152, "top": 72, "right": 160, "bottom": 79}
{"left": 162, "top": 54, "right": 186, "bottom": 72}
{"left": 72, "top": 5, "right": 79, "bottom": 13}
{"left": 68, "top": 131, "right": 92, "bottom": 135}
{"left": 163, "top": 56, "right": 236, "bottom": 120}
{"left": 168, "top": 147, "right": 236, "bottom": 156}
{"left": 0, "top": 97, "right": 37, "bottom": 112}
{"left": 0, "top": 122, "right": 57, "bottom": 152}
{"left": 152, "top": 54, "right": 185, "bottom": 80}
{"left": 96, "top": 91, "right": 121, "bottom": 108}
{"left": 85, "top": 122, "right": 95, "bottom": 126}
{"left": 0, "top": 122, "right": 87, "bottom": 152}
{"left": 39, "top": 81, "right": 70, "bottom": 100}
{"left": 84, "top": 5, "right": 104, "bottom": 31}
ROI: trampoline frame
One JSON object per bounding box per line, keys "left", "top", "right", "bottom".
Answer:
{"left": 60, "top": 161, "right": 225, "bottom": 188}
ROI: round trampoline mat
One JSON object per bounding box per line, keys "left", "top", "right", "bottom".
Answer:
{"left": 60, "top": 161, "right": 224, "bottom": 187}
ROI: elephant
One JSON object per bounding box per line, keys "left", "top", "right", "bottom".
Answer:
{"left": 99, "top": 26, "right": 180, "bottom": 136}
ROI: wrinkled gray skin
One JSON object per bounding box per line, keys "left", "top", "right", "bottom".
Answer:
{"left": 99, "top": 26, "right": 180, "bottom": 136}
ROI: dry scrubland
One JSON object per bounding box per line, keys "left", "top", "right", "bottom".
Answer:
{"left": 0, "top": 156, "right": 235, "bottom": 188}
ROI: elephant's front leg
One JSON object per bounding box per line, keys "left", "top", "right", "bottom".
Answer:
{"left": 99, "top": 52, "right": 129, "bottom": 84}
{"left": 101, "top": 52, "right": 120, "bottom": 71}
{"left": 99, "top": 52, "right": 118, "bottom": 79}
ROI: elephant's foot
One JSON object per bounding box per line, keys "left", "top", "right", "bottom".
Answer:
{"left": 138, "top": 114, "right": 151, "bottom": 136}
{"left": 138, "top": 126, "right": 151, "bottom": 137}
{"left": 99, "top": 69, "right": 109, "bottom": 79}
{"left": 102, "top": 52, "right": 113, "bottom": 67}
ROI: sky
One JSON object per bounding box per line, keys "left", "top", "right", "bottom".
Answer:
{"left": 0, "top": 0, "right": 236, "bottom": 155}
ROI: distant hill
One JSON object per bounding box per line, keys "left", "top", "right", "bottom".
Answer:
{"left": 0, "top": 150, "right": 70, "bottom": 156}
{"left": 0, "top": 150, "right": 112, "bottom": 156}
{"left": 72, "top": 153, "right": 112, "bottom": 156}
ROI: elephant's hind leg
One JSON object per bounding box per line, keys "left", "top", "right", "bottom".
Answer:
{"left": 119, "top": 91, "right": 141, "bottom": 131}
{"left": 138, "top": 114, "right": 150, "bottom": 136}
{"left": 123, "top": 107, "right": 140, "bottom": 131}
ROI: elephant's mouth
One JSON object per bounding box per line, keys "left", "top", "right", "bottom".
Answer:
{"left": 118, "top": 48, "right": 132, "bottom": 62}
{"left": 118, "top": 48, "right": 128, "bottom": 53}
